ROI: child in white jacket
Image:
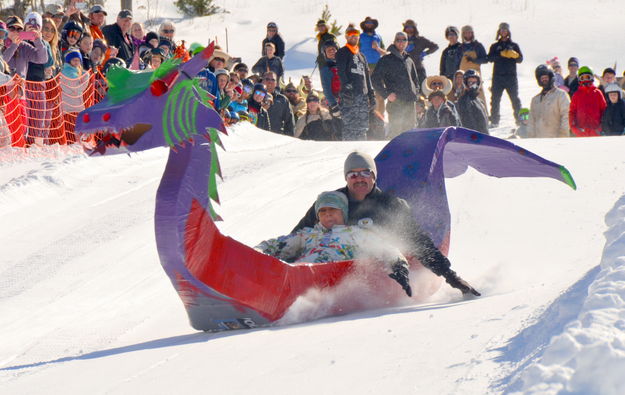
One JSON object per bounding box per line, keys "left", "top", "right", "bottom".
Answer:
{"left": 256, "top": 191, "right": 413, "bottom": 296}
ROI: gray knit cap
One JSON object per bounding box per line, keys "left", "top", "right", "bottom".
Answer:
{"left": 344, "top": 151, "right": 377, "bottom": 178}
{"left": 314, "top": 191, "right": 348, "bottom": 220}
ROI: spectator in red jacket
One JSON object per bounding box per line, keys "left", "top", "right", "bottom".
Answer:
{"left": 569, "top": 66, "right": 607, "bottom": 137}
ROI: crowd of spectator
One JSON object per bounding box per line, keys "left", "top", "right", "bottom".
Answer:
{"left": 1, "top": 6, "right": 624, "bottom": 147}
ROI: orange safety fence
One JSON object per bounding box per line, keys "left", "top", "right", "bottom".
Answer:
{"left": 0, "top": 70, "right": 108, "bottom": 150}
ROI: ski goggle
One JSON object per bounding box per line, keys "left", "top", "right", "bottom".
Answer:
{"left": 68, "top": 30, "right": 81, "bottom": 39}
{"left": 519, "top": 113, "right": 529, "bottom": 121}
{"left": 254, "top": 90, "right": 266, "bottom": 98}
{"left": 243, "top": 85, "right": 253, "bottom": 93}
{"left": 579, "top": 74, "right": 593, "bottom": 82}
{"left": 346, "top": 169, "right": 373, "bottom": 179}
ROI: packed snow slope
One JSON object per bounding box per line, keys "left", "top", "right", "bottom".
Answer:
{"left": 2, "top": 124, "right": 625, "bottom": 394}
{"left": 2, "top": 0, "right": 625, "bottom": 394}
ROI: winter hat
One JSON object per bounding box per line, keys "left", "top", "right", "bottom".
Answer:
{"left": 158, "top": 38, "right": 174, "bottom": 50}
{"left": 518, "top": 108, "right": 530, "bottom": 120}
{"left": 323, "top": 39, "right": 339, "bottom": 50}
{"left": 306, "top": 93, "right": 320, "bottom": 103}
{"left": 463, "top": 69, "right": 481, "bottom": 87}
{"left": 6, "top": 16, "right": 24, "bottom": 29}
{"left": 360, "top": 16, "right": 378, "bottom": 31}
{"left": 604, "top": 83, "right": 622, "bottom": 97}
{"left": 234, "top": 62, "right": 248, "bottom": 72}
{"left": 145, "top": 31, "right": 159, "bottom": 44}
{"left": 568, "top": 57, "right": 579, "bottom": 67}
{"left": 344, "top": 151, "right": 377, "bottom": 178}
{"left": 496, "top": 22, "right": 510, "bottom": 39}
{"left": 345, "top": 24, "right": 360, "bottom": 36}
{"left": 253, "top": 83, "right": 267, "bottom": 94}
{"left": 24, "top": 12, "right": 43, "bottom": 28}
{"left": 445, "top": 26, "right": 459, "bottom": 38}
{"left": 64, "top": 48, "right": 83, "bottom": 64}
{"left": 233, "top": 85, "right": 243, "bottom": 95}
{"left": 215, "top": 68, "right": 229, "bottom": 78}
{"left": 314, "top": 191, "right": 349, "bottom": 221}
{"left": 428, "top": 90, "right": 447, "bottom": 101}
{"left": 92, "top": 39, "right": 108, "bottom": 53}
{"left": 284, "top": 82, "right": 297, "bottom": 91}
{"left": 603, "top": 67, "right": 616, "bottom": 76}
{"left": 267, "top": 22, "right": 278, "bottom": 29}
{"left": 461, "top": 25, "right": 474, "bottom": 34}
{"left": 316, "top": 19, "right": 327, "bottom": 27}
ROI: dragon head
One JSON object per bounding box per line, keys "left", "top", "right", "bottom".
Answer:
{"left": 75, "top": 42, "right": 226, "bottom": 155}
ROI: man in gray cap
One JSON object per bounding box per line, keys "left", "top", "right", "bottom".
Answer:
{"left": 102, "top": 9, "right": 134, "bottom": 64}
{"left": 293, "top": 151, "right": 480, "bottom": 297}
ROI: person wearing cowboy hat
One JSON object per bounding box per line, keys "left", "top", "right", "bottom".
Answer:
{"left": 487, "top": 22, "right": 523, "bottom": 127}
{"left": 402, "top": 18, "right": 438, "bottom": 85}
{"left": 371, "top": 31, "right": 420, "bottom": 138}
{"left": 359, "top": 16, "right": 386, "bottom": 115}
{"left": 336, "top": 24, "right": 376, "bottom": 140}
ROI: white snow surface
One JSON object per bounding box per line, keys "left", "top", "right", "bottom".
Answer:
{"left": 2, "top": 1, "right": 625, "bottom": 394}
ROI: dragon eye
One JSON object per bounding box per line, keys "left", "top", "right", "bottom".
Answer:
{"left": 82, "top": 113, "right": 90, "bottom": 123}
{"left": 150, "top": 80, "right": 168, "bottom": 96}
{"left": 103, "top": 112, "right": 111, "bottom": 122}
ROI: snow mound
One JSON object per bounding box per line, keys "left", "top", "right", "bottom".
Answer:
{"left": 511, "top": 194, "right": 625, "bottom": 395}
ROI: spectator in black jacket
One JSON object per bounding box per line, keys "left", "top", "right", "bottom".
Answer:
{"left": 262, "top": 22, "right": 285, "bottom": 59}
{"left": 601, "top": 83, "right": 625, "bottom": 136}
{"left": 402, "top": 19, "right": 438, "bottom": 84}
{"left": 336, "top": 24, "right": 376, "bottom": 140}
{"left": 252, "top": 43, "right": 284, "bottom": 80}
{"left": 457, "top": 70, "right": 489, "bottom": 134}
{"left": 292, "top": 151, "right": 480, "bottom": 297}
{"left": 263, "top": 71, "right": 294, "bottom": 136}
{"left": 487, "top": 22, "right": 523, "bottom": 127}
{"left": 424, "top": 90, "right": 460, "bottom": 128}
{"left": 371, "top": 32, "right": 419, "bottom": 138}
{"left": 564, "top": 57, "right": 580, "bottom": 98}
{"left": 102, "top": 9, "right": 134, "bottom": 65}
{"left": 439, "top": 26, "right": 462, "bottom": 80}
{"left": 248, "top": 83, "right": 271, "bottom": 131}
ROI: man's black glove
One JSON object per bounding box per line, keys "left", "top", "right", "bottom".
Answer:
{"left": 389, "top": 261, "right": 412, "bottom": 297}
{"left": 443, "top": 270, "right": 481, "bottom": 296}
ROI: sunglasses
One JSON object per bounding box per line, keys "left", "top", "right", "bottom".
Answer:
{"left": 254, "top": 90, "right": 266, "bottom": 98}
{"left": 346, "top": 169, "right": 373, "bottom": 179}
{"left": 9, "top": 26, "right": 24, "bottom": 32}
{"left": 431, "top": 81, "right": 444, "bottom": 87}
{"left": 43, "top": 26, "right": 55, "bottom": 33}
{"left": 162, "top": 29, "right": 175, "bottom": 34}
{"left": 237, "top": 69, "right": 248, "bottom": 73}
{"left": 54, "top": 13, "right": 64, "bottom": 18}
{"left": 395, "top": 38, "right": 407, "bottom": 42}
{"left": 267, "top": 28, "right": 277, "bottom": 32}
{"left": 213, "top": 57, "right": 225, "bottom": 63}
{"left": 285, "top": 89, "right": 297, "bottom": 94}
{"left": 263, "top": 78, "right": 276, "bottom": 82}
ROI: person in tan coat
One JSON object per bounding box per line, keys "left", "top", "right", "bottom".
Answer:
{"left": 528, "top": 65, "right": 570, "bottom": 138}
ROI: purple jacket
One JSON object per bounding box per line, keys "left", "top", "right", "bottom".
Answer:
{"left": 3, "top": 38, "right": 48, "bottom": 78}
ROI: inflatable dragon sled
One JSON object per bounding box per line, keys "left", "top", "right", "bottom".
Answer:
{"left": 75, "top": 44, "right": 576, "bottom": 331}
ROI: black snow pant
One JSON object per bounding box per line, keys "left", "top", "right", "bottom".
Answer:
{"left": 340, "top": 94, "right": 370, "bottom": 141}
{"left": 490, "top": 75, "right": 522, "bottom": 125}
{"left": 387, "top": 99, "right": 417, "bottom": 138}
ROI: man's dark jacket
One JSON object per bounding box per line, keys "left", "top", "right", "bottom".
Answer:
{"left": 371, "top": 44, "right": 419, "bottom": 102}
{"left": 487, "top": 39, "right": 523, "bottom": 77}
{"left": 267, "top": 92, "right": 294, "bottom": 136}
{"left": 457, "top": 89, "right": 489, "bottom": 134}
{"left": 292, "top": 186, "right": 452, "bottom": 276}
{"left": 336, "top": 46, "right": 375, "bottom": 104}
{"left": 102, "top": 23, "right": 134, "bottom": 64}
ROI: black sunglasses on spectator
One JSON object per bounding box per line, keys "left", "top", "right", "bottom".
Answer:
{"left": 285, "top": 89, "right": 297, "bottom": 94}
{"left": 162, "top": 29, "right": 175, "bottom": 34}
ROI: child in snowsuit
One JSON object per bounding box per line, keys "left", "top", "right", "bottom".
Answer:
{"left": 515, "top": 108, "right": 530, "bottom": 138}
{"left": 256, "top": 191, "right": 413, "bottom": 296}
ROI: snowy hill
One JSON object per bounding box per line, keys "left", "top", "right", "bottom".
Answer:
{"left": 2, "top": 1, "right": 625, "bottom": 394}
